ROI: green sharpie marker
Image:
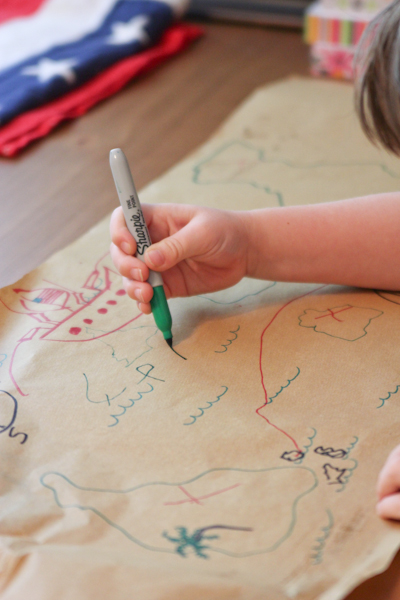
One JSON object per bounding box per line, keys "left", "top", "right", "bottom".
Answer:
{"left": 109, "top": 148, "right": 173, "bottom": 349}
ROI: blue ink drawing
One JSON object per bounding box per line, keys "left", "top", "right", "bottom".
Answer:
{"left": 184, "top": 387, "right": 228, "bottom": 425}
{"left": 377, "top": 385, "right": 400, "bottom": 409}
{"left": 192, "top": 140, "right": 400, "bottom": 207}
{"left": 83, "top": 364, "right": 163, "bottom": 426}
{"left": 83, "top": 373, "right": 126, "bottom": 406}
{"left": 335, "top": 459, "right": 358, "bottom": 493}
{"left": 215, "top": 326, "right": 240, "bottom": 353}
{"left": 294, "top": 428, "right": 317, "bottom": 465}
{"left": 108, "top": 382, "right": 154, "bottom": 427}
{"left": 163, "top": 525, "right": 252, "bottom": 559}
{"left": 344, "top": 436, "right": 359, "bottom": 456}
{"left": 268, "top": 368, "right": 300, "bottom": 404}
{"left": 100, "top": 326, "right": 158, "bottom": 368}
{"left": 311, "top": 508, "right": 334, "bottom": 565}
{"left": 199, "top": 281, "right": 276, "bottom": 305}
{"left": 40, "top": 465, "right": 318, "bottom": 559}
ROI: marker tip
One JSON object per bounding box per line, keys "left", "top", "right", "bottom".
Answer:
{"left": 165, "top": 338, "right": 187, "bottom": 360}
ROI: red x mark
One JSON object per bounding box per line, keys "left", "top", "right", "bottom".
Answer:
{"left": 164, "top": 483, "right": 241, "bottom": 506}
{"left": 314, "top": 306, "right": 353, "bottom": 323}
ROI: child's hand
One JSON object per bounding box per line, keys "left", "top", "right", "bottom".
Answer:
{"left": 110, "top": 204, "right": 250, "bottom": 314}
{"left": 377, "top": 445, "right": 400, "bottom": 520}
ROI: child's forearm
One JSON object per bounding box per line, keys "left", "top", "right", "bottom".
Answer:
{"left": 242, "top": 193, "right": 400, "bottom": 291}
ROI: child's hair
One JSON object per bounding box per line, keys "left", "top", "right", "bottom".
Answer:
{"left": 355, "top": 0, "right": 400, "bottom": 155}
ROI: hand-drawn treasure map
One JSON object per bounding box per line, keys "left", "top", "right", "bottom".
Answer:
{"left": 1, "top": 78, "right": 400, "bottom": 600}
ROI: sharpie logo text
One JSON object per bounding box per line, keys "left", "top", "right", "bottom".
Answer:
{"left": 130, "top": 212, "right": 151, "bottom": 255}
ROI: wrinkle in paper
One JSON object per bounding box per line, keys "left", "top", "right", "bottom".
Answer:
{"left": 1, "top": 78, "right": 400, "bottom": 600}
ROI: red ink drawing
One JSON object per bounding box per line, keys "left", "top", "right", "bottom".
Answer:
{"left": 0, "top": 253, "right": 142, "bottom": 396}
{"left": 299, "top": 305, "right": 383, "bottom": 341}
{"left": 256, "top": 286, "right": 327, "bottom": 452}
{"left": 69, "top": 327, "right": 82, "bottom": 335}
{"left": 164, "top": 483, "right": 242, "bottom": 506}
{"left": 314, "top": 306, "right": 353, "bottom": 322}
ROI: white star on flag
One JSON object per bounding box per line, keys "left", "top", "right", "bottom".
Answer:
{"left": 22, "top": 58, "right": 77, "bottom": 84}
{"left": 107, "top": 15, "right": 150, "bottom": 46}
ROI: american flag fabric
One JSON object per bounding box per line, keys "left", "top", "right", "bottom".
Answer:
{"left": 0, "top": 0, "right": 202, "bottom": 156}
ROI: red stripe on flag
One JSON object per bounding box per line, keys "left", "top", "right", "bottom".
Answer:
{"left": 0, "top": 0, "right": 46, "bottom": 24}
{"left": 0, "top": 23, "right": 204, "bottom": 157}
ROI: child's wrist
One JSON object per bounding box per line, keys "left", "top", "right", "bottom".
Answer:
{"left": 236, "top": 210, "right": 261, "bottom": 279}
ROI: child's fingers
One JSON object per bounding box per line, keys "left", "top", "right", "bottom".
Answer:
{"left": 376, "top": 493, "right": 400, "bottom": 520}
{"left": 144, "top": 216, "right": 207, "bottom": 272}
{"left": 136, "top": 301, "right": 152, "bottom": 315}
{"left": 110, "top": 243, "right": 149, "bottom": 282}
{"left": 377, "top": 445, "right": 400, "bottom": 500}
{"left": 123, "top": 277, "right": 154, "bottom": 305}
{"left": 110, "top": 207, "right": 136, "bottom": 255}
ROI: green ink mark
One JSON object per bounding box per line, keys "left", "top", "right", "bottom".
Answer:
{"left": 163, "top": 526, "right": 219, "bottom": 559}
{"left": 83, "top": 373, "right": 126, "bottom": 406}
{"left": 268, "top": 367, "right": 300, "bottom": 404}
{"left": 162, "top": 525, "right": 252, "bottom": 559}
{"left": 298, "top": 305, "right": 383, "bottom": 341}
{"left": 215, "top": 326, "right": 240, "bottom": 353}
{"left": 101, "top": 327, "right": 158, "bottom": 368}
{"left": 344, "top": 436, "right": 359, "bottom": 456}
{"left": 108, "top": 382, "right": 154, "bottom": 427}
{"left": 192, "top": 140, "right": 400, "bottom": 208}
{"left": 82, "top": 289, "right": 102, "bottom": 303}
{"left": 136, "top": 363, "right": 165, "bottom": 384}
{"left": 377, "top": 385, "right": 400, "bottom": 408}
{"left": 184, "top": 386, "right": 228, "bottom": 425}
{"left": 199, "top": 281, "right": 276, "bottom": 305}
{"left": 311, "top": 508, "right": 334, "bottom": 565}
{"left": 40, "top": 465, "right": 318, "bottom": 558}
{"left": 296, "top": 428, "right": 317, "bottom": 464}
{"left": 336, "top": 459, "right": 358, "bottom": 493}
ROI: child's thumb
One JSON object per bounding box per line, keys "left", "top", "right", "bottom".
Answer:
{"left": 144, "top": 226, "right": 199, "bottom": 271}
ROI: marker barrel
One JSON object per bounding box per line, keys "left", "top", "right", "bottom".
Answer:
{"left": 109, "top": 148, "right": 163, "bottom": 289}
{"left": 152, "top": 285, "right": 172, "bottom": 340}
{"left": 109, "top": 148, "right": 173, "bottom": 341}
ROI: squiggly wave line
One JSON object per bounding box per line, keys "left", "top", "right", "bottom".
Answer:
{"left": 215, "top": 326, "right": 240, "bottom": 353}
{"left": 101, "top": 327, "right": 158, "bottom": 368}
{"left": 257, "top": 286, "right": 326, "bottom": 453}
{"left": 336, "top": 459, "right": 358, "bottom": 493}
{"left": 344, "top": 436, "right": 359, "bottom": 456}
{"left": 377, "top": 385, "right": 400, "bottom": 409}
{"left": 109, "top": 382, "right": 154, "bottom": 427}
{"left": 198, "top": 282, "right": 276, "bottom": 305}
{"left": 311, "top": 508, "right": 334, "bottom": 565}
{"left": 296, "top": 427, "right": 317, "bottom": 464}
{"left": 0, "top": 354, "right": 7, "bottom": 368}
{"left": 40, "top": 464, "right": 318, "bottom": 558}
{"left": 267, "top": 367, "right": 301, "bottom": 404}
{"left": 83, "top": 373, "right": 126, "bottom": 406}
{"left": 184, "top": 387, "right": 229, "bottom": 425}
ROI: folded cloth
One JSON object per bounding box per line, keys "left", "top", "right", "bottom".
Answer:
{"left": 0, "top": 0, "right": 45, "bottom": 23}
{"left": 0, "top": 0, "right": 202, "bottom": 156}
{"left": 0, "top": 22, "right": 202, "bottom": 156}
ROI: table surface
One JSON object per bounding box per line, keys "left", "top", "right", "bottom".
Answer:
{"left": 0, "top": 18, "right": 399, "bottom": 599}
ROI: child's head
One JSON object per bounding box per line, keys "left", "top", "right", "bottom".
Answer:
{"left": 355, "top": 0, "right": 400, "bottom": 155}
